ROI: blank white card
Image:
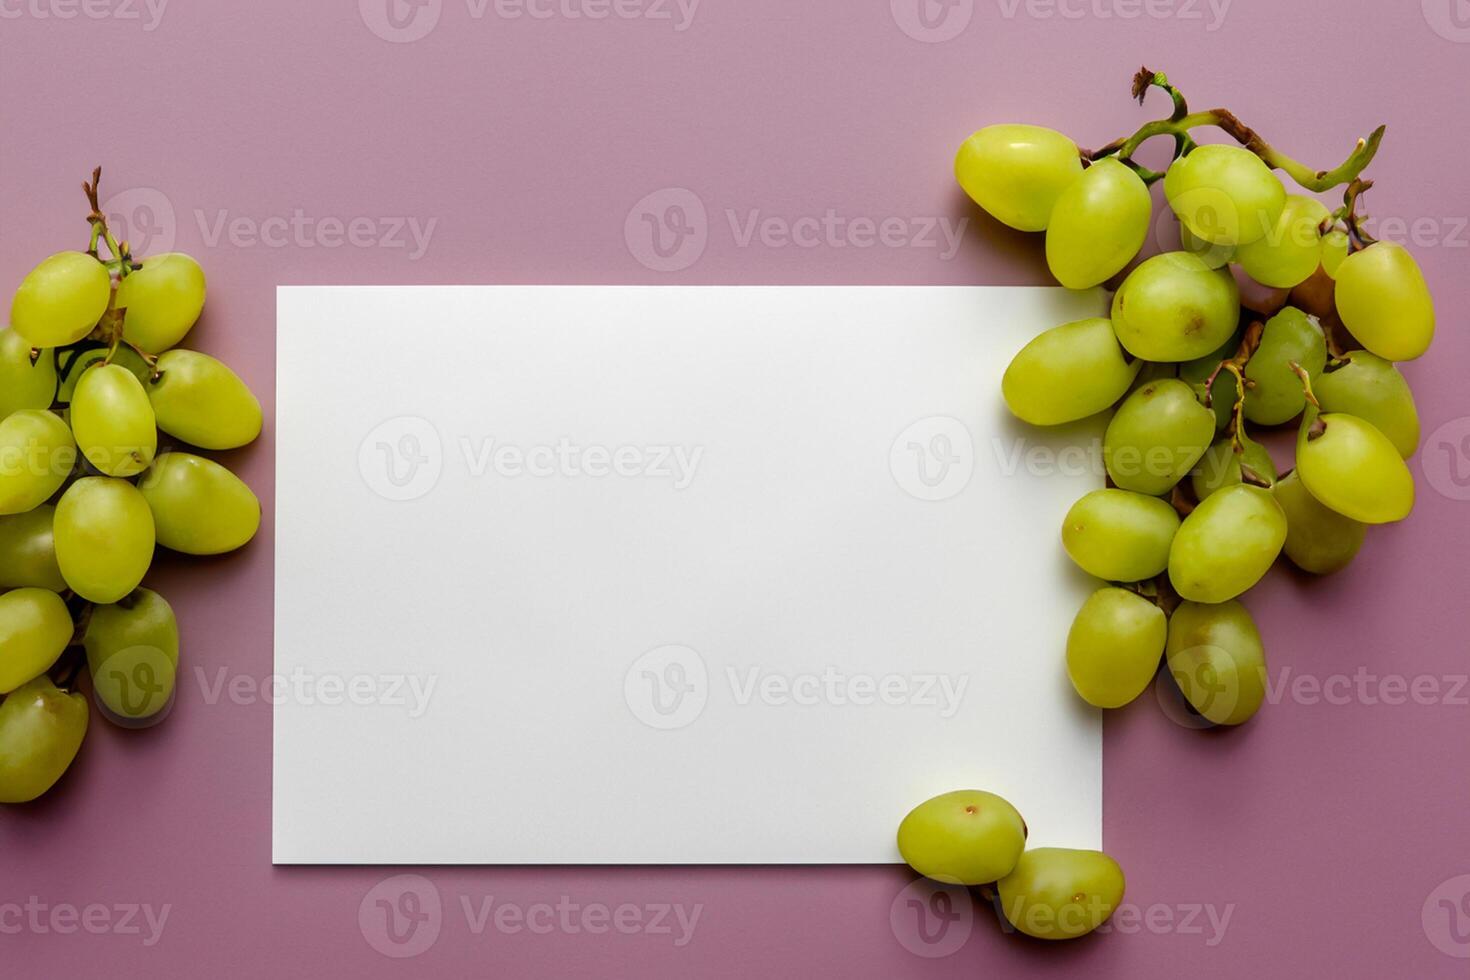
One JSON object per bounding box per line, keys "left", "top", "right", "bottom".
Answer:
{"left": 273, "top": 286, "right": 1105, "bottom": 864}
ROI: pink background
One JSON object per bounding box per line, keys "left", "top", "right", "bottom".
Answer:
{"left": 3, "top": 1, "right": 1468, "bottom": 976}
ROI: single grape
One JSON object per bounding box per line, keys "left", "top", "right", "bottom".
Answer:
{"left": 54, "top": 477, "right": 155, "bottom": 604}
{"left": 897, "top": 789, "right": 1026, "bottom": 884}
{"left": 1066, "top": 588, "right": 1165, "bottom": 709}
{"left": 0, "top": 506, "right": 67, "bottom": 591}
{"left": 8, "top": 251, "right": 111, "bottom": 349}
{"left": 148, "top": 350, "right": 263, "bottom": 450}
{"left": 84, "top": 589, "right": 179, "bottom": 727}
{"left": 1002, "top": 318, "right": 1141, "bottom": 426}
{"left": 954, "top": 125, "right": 1083, "bottom": 232}
{"left": 1045, "top": 158, "right": 1151, "bottom": 289}
{"left": 1166, "top": 599, "right": 1266, "bottom": 726}
{"left": 1189, "top": 435, "right": 1276, "bottom": 502}
{"left": 1179, "top": 331, "right": 1244, "bottom": 433}
{"left": 1234, "top": 195, "right": 1331, "bottom": 289}
{"left": 1103, "top": 379, "right": 1215, "bottom": 496}
{"left": 0, "top": 588, "right": 73, "bottom": 694}
{"left": 1333, "top": 242, "right": 1434, "bottom": 361}
{"left": 0, "top": 328, "right": 58, "bottom": 416}
{"left": 1163, "top": 144, "right": 1285, "bottom": 247}
{"left": 1178, "top": 222, "right": 1234, "bottom": 270}
{"left": 0, "top": 409, "right": 76, "bottom": 516}
{"left": 54, "top": 344, "right": 151, "bottom": 404}
{"left": 115, "top": 252, "right": 207, "bottom": 353}
{"left": 1061, "top": 488, "right": 1179, "bottom": 583}
{"left": 1296, "top": 405, "right": 1414, "bottom": 524}
{"left": 1243, "top": 307, "right": 1327, "bottom": 425}
{"left": 70, "top": 363, "right": 158, "bottom": 478}
{"left": 995, "top": 848, "right": 1126, "bottom": 941}
{"left": 1169, "top": 484, "right": 1286, "bottom": 602}
{"left": 1313, "top": 351, "right": 1419, "bottom": 458}
{"left": 137, "top": 453, "right": 260, "bottom": 555}
{"left": 0, "top": 675, "right": 89, "bottom": 804}
{"left": 1272, "top": 470, "right": 1365, "bottom": 575}
{"left": 1110, "top": 252, "right": 1240, "bottom": 362}
{"left": 1320, "top": 229, "right": 1350, "bottom": 279}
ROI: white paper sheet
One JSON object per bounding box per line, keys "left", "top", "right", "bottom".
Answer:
{"left": 273, "top": 285, "right": 1107, "bottom": 865}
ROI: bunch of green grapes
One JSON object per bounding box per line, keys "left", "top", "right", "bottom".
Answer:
{"left": 0, "top": 168, "right": 262, "bottom": 803}
{"left": 959, "top": 69, "right": 1430, "bottom": 731}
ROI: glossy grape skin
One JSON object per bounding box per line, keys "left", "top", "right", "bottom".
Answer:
{"left": 897, "top": 789, "right": 1027, "bottom": 885}
{"left": 1163, "top": 144, "right": 1285, "bottom": 247}
{"left": 1066, "top": 588, "right": 1166, "bottom": 709}
{"left": 84, "top": 589, "right": 179, "bottom": 726}
{"left": 0, "top": 328, "right": 57, "bottom": 416}
{"left": 1061, "top": 489, "right": 1179, "bottom": 583}
{"left": 55, "top": 345, "right": 151, "bottom": 404}
{"left": 0, "top": 675, "right": 88, "bottom": 804}
{"left": 0, "top": 506, "right": 67, "bottom": 591}
{"left": 1045, "top": 159, "right": 1151, "bottom": 289}
{"left": 1243, "top": 307, "right": 1327, "bottom": 425}
{"left": 1273, "top": 470, "right": 1365, "bottom": 575}
{"left": 996, "top": 848, "right": 1126, "bottom": 941}
{"left": 1179, "top": 223, "right": 1234, "bottom": 270}
{"left": 1110, "top": 252, "right": 1241, "bottom": 362}
{"left": 1234, "top": 195, "right": 1331, "bottom": 289}
{"left": 148, "top": 350, "right": 263, "bottom": 450}
{"left": 1169, "top": 485, "right": 1286, "bottom": 603}
{"left": 0, "top": 588, "right": 73, "bottom": 695}
{"left": 1002, "top": 318, "right": 1141, "bottom": 426}
{"left": 54, "top": 477, "right": 155, "bottom": 603}
{"left": 0, "top": 409, "right": 76, "bottom": 516}
{"left": 138, "top": 453, "right": 260, "bottom": 555}
{"left": 1320, "top": 229, "right": 1350, "bottom": 279}
{"left": 1314, "top": 351, "right": 1420, "bottom": 458}
{"left": 955, "top": 126, "right": 1083, "bottom": 232}
{"left": 1190, "top": 436, "right": 1277, "bottom": 502}
{"left": 1166, "top": 600, "right": 1267, "bottom": 726}
{"left": 116, "top": 252, "right": 207, "bottom": 353}
{"left": 1103, "top": 379, "right": 1215, "bottom": 496}
{"left": 1296, "top": 407, "right": 1414, "bottom": 524}
{"left": 70, "top": 363, "right": 158, "bottom": 478}
{"left": 8, "top": 251, "right": 111, "bottom": 349}
{"left": 1334, "top": 242, "right": 1434, "bottom": 361}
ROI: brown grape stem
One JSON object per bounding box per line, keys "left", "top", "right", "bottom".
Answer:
{"left": 1288, "top": 361, "right": 1321, "bottom": 409}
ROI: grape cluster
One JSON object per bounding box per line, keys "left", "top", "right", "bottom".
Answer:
{"left": 0, "top": 169, "right": 262, "bottom": 803}
{"left": 961, "top": 69, "right": 1430, "bottom": 729}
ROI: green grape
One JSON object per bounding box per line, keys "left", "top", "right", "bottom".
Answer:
{"left": 54, "top": 344, "right": 151, "bottom": 404}
{"left": 1061, "top": 489, "right": 1179, "bottom": 582}
{"left": 1243, "top": 307, "right": 1327, "bottom": 425}
{"left": 1272, "top": 470, "right": 1365, "bottom": 575}
{"left": 1163, "top": 144, "right": 1285, "bottom": 247}
{"left": 1178, "top": 222, "right": 1234, "bottom": 269}
{"left": 1320, "top": 229, "right": 1350, "bottom": 279}
{"left": 954, "top": 125, "right": 1083, "bottom": 232}
{"left": 0, "top": 588, "right": 73, "bottom": 694}
{"left": 70, "top": 363, "right": 158, "bottom": 477}
{"left": 1103, "top": 379, "right": 1215, "bottom": 496}
{"left": 54, "top": 477, "right": 155, "bottom": 603}
{"left": 84, "top": 589, "right": 179, "bottom": 726}
{"left": 8, "top": 251, "right": 111, "bottom": 349}
{"left": 897, "top": 789, "right": 1027, "bottom": 885}
{"left": 0, "top": 675, "right": 88, "bottom": 804}
{"left": 1110, "top": 252, "right": 1241, "bottom": 362}
{"left": 1234, "top": 195, "right": 1331, "bottom": 289}
{"left": 1066, "top": 588, "right": 1165, "bottom": 709}
{"left": 0, "top": 506, "right": 67, "bottom": 591}
{"left": 1179, "top": 331, "right": 1244, "bottom": 433}
{"left": 1168, "top": 485, "right": 1286, "bottom": 602}
{"left": 0, "top": 328, "right": 58, "bottom": 416}
{"left": 1166, "top": 599, "right": 1266, "bottom": 726}
{"left": 1190, "top": 435, "right": 1276, "bottom": 502}
{"left": 995, "top": 848, "right": 1126, "bottom": 941}
{"left": 1314, "top": 351, "right": 1419, "bottom": 458}
{"left": 1296, "top": 405, "right": 1414, "bottom": 524}
{"left": 1002, "top": 318, "right": 1141, "bottom": 426}
{"left": 115, "top": 252, "right": 207, "bottom": 353}
{"left": 1044, "top": 158, "right": 1151, "bottom": 289}
{"left": 148, "top": 350, "right": 263, "bottom": 450}
{"left": 1333, "top": 242, "right": 1434, "bottom": 361}
{"left": 0, "top": 409, "right": 76, "bottom": 516}
{"left": 138, "top": 453, "right": 260, "bottom": 555}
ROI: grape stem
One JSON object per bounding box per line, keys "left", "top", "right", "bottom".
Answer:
{"left": 1288, "top": 361, "right": 1321, "bottom": 409}
{"left": 1326, "top": 178, "right": 1379, "bottom": 252}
